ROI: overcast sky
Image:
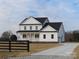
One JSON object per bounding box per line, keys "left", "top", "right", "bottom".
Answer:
{"left": 0, "top": 0, "right": 79, "bottom": 34}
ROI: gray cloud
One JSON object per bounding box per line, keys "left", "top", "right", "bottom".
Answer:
{"left": 0, "top": 0, "right": 79, "bottom": 34}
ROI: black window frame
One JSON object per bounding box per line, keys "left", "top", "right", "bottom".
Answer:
{"left": 51, "top": 34, "right": 54, "bottom": 39}
{"left": 30, "top": 26, "right": 32, "bottom": 30}
{"left": 36, "top": 26, "right": 38, "bottom": 30}
{"left": 23, "top": 34, "right": 26, "bottom": 38}
{"left": 43, "top": 34, "right": 46, "bottom": 39}
{"left": 35, "top": 34, "right": 39, "bottom": 38}
{"left": 24, "top": 26, "right": 26, "bottom": 30}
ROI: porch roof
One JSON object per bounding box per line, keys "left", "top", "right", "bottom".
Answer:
{"left": 17, "top": 30, "right": 39, "bottom": 33}
{"left": 16, "top": 30, "right": 57, "bottom": 33}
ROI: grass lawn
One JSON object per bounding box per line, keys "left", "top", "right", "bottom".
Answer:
{"left": 73, "top": 46, "right": 79, "bottom": 59}
{"left": 0, "top": 43, "right": 60, "bottom": 57}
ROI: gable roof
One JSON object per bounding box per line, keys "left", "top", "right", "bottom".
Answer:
{"left": 41, "top": 22, "right": 62, "bottom": 31}
{"left": 34, "top": 17, "right": 49, "bottom": 24}
{"left": 19, "top": 16, "right": 49, "bottom": 25}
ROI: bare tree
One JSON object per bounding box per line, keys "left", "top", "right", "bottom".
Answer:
{"left": 65, "top": 30, "right": 79, "bottom": 42}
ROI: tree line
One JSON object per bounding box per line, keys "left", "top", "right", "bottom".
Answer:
{"left": 65, "top": 30, "right": 79, "bottom": 42}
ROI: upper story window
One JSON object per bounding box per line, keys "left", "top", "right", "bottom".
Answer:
{"left": 43, "top": 34, "right": 46, "bottom": 39}
{"left": 30, "top": 26, "right": 32, "bottom": 30}
{"left": 24, "top": 26, "right": 26, "bottom": 30}
{"left": 36, "top": 26, "right": 38, "bottom": 30}
{"left": 51, "top": 34, "right": 54, "bottom": 39}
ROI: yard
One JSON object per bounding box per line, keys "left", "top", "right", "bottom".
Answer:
{"left": 0, "top": 43, "right": 60, "bottom": 57}
{"left": 73, "top": 45, "right": 79, "bottom": 59}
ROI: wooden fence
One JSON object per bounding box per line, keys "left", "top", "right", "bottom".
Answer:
{"left": 0, "top": 40, "right": 30, "bottom": 52}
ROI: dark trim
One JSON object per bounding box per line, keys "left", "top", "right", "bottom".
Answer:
{"left": 40, "top": 31, "right": 58, "bottom": 32}
{"left": 16, "top": 31, "right": 40, "bottom": 33}
{"left": 19, "top": 24, "right": 42, "bottom": 25}
{"left": 16, "top": 30, "right": 58, "bottom": 33}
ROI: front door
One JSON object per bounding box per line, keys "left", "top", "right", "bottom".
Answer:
{"left": 26, "top": 33, "right": 39, "bottom": 41}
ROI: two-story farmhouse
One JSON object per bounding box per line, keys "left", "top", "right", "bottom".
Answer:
{"left": 17, "top": 16, "right": 65, "bottom": 43}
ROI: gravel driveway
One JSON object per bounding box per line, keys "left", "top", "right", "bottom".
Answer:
{"left": 32, "top": 43, "right": 79, "bottom": 56}
{"left": 8, "top": 43, "right": 79, "bottom": 59}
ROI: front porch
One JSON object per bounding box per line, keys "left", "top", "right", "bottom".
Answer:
{"left": 18, "top": 32, "right": 40, "bottom": 41}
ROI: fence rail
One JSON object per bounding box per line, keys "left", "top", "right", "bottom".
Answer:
{"left": 0, "top": 40, "right": 30, "bottom": 52}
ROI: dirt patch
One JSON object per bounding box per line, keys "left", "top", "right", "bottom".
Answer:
{"left": 73, "top": 45, "right": 79, "bottom": 59}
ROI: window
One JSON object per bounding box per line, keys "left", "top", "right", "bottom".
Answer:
{"left": 23, "top": 34, "right": 26, "bottom": 38}
{"left": 24, "top": 26, "right": 26, "bottom": 30}
{"left": 36, "top": 26, "right": 38, "bottom": 30}
{"left": 31, "top": 33, "right": 33, "bottom": 37}
{"left": 51, "top": 34, "right": 54, "bottom": 39}
{"left": 43, "top": 34, "right": 46, "bottom": 39}
{"left": 35, "top": 34, "right": 39, "bottom": 38}
{"left": 30, "top": 26, "right": 32, "bottom": 30}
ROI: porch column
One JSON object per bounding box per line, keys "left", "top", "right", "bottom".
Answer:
{"left": 30, "top": 33, "right": 31, "bottom": 41}
{"left": 34, "top": 33, "right": 35, "bottom": 41}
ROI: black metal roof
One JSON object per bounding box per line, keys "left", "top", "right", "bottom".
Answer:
{"left": 41, "top": 22, "right": 62, "bottom": 31}
{"left": 19, "top": 16, "right": 49, "bottom": 25}
{"left": 34, "top": 17, "right": 48, "bottom": 24}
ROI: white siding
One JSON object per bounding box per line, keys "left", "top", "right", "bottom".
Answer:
{"left": 41, "top": 25, "right": 56, "bottom": 31}
{"left": 19, "top": 17, "right": 43, "bottom": 30}
{"left": 17, "top": 33, "right": 26, "bottom": 40}
{"left": 17, "top": 16, "right": 65, "bottom": 42}
{"left": 58, "top": 24, "right": 65, "bottom": 42}
{"left": 17, "top": 32, "right": 58, "bottom": 42}
{"left": 22, "top": 17, "right": 41, "bottom": 24}
{"left": 39, "top": 32, "right": 58, "bottom": 42}
{"left": 19, "top": 25, "right": 42, "bottom": 30}
{"left": 17, "top": 32, "right": 39, "bottom": 41}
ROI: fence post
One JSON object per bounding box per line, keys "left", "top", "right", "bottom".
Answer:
{"left": 27, "top": 40, "right": 30, "bottom": 52}
{"left": 9, "top": 40, "right": 11, "bottom": 52}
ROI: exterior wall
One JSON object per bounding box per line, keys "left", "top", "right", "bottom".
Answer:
{"left": 17, "top": 24, "right": 64, "bottom": 43}
{"left": 17, "top": 32, "right": 58, "bottom": 42}
{"left": 19, "top": 17, "right": 43, "bottom": 30}
{"left": 17, "top": 32, "right": 39, "bottom": 41}
{"left": 58, "top": 24, "right": 65, "bottom": 42}
{"left": 17, "top": 32, "right": 28, "bottom": 40}
{"left": 18, "top": 24, "right": 59, "bottom": 42}
{"left": 22, "top": 17, "right": 41, "bottom": 24}
{"left": 19, "top": 25, "right": 42, "bottom": 30}
{"left": 39, "top": 32, "right": 58, "bottom": 42}
{"left": 41, "top": 25, "right": 56, "bottom": 31}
